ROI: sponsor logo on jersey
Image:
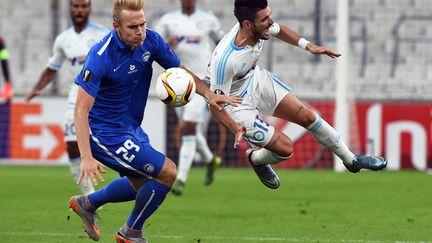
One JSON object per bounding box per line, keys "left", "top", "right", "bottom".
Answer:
{"left": 142, "top": 51, "right": 151, "bottom": 62}
{"left": 83, "top": 69, "right": 92, "bottom": 82}
{"left": 128, "top": 64, "right": 138, "bottom": 74}
{"left": 214, "top": 89, "right": 224, "bottom": 95}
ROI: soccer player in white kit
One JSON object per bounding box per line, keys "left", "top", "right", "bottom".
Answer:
{"left": 25, "top": 0, "right": 108, "bottom": 194}
{"left": 208, "top": 0, "right": 388, "bottom": 189}
{"left": 155, "top": 0, "right": 225, "bottom": 195}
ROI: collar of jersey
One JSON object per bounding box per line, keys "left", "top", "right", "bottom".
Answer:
{"left": 230, "top": 35, "right": 246, "bottom": 51}
{"left": 113, "top": 30, "right": 128, "bottom": 50}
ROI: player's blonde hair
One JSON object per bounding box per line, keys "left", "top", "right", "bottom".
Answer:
{"left": 112, "top": 0, "right": 145, "bottom": 23}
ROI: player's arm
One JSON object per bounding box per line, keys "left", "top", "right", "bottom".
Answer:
{"left": 25, "top": 68, "right": 57, "bottom": 102}
{"left": 74, "top": 86, "right": 105, "bottom": 187}
{"left": 274, "top": 24, "right": 341, "bottom": 58}
{"left": 179, "top": 64, "right": 242, "bottom": 110}
{"left": 210, "top": 105, "right": 245, "bottom": 148}
{"left": 26, "top": 34, "right": 66, "bottom": 102}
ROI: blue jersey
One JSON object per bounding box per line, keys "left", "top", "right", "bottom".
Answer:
{"left": 75, "top": 29, "right": 180, "bottom": 134}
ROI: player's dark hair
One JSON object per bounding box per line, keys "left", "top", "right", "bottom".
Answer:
{"left": 234, "top": 0, "right": 268, "bottom": 26}
{"left": 69, "top": 0, "right": 92, "bottom": 7}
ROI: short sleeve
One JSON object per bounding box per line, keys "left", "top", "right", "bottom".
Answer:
{"left": 47, "top": 34, "right": 66, "bottom": 70}
{"left": 75, "top": 49, "right": 106, "bottom": 97}
{"left": 152, "top": 32, "right": 180, "bottom": 69}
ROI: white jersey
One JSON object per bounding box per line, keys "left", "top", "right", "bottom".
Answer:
{"left": 154, "top": 9, "right": 222, "bottom": 78}
{"left": 208, "top": 23, "right": 279, "bottom": 96}
{"left": 208, "top": 23, "right": 289, "bottom": 147}
{"left": 47, "top": 22, "right": 108, "bottom": 141}
{"left": 48, "top": 22, "right": 109, "bottom": 82}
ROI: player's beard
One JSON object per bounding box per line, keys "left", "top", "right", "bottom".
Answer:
{"left": 251, "top": 24, "right": 270, "bottom": 41}
{"left": 72, "top": 15, "right": 89, "bottom": 27}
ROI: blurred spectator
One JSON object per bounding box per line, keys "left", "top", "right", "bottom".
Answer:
{"left": 0, "top": 35, "right": 13, "bottom": 100}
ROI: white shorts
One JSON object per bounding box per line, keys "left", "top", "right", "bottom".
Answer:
{"left": 64, "top": 84, "right": 78, "bottom": 142}
{"left": 226, "top": 66, "right": 292, "bottom": 147}
{"left": 175, "top": 94, "right": 208, "bottom": 123}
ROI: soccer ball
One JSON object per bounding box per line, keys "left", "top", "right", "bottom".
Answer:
{"left": 155, "top": 67, "right": 196, "bottom": 107}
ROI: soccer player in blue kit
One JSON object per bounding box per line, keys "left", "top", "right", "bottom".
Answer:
{"left": 68, "top": 0, "right": 241, "bottom": 242}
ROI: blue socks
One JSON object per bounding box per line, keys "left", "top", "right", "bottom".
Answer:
{"left": 87, "top": 176, "right": 137, "bottom": 209}
{"left": 126, "top": 180, "right": 171, "bottom": 230}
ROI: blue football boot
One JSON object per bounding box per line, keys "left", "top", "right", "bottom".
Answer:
{"left": 344, "top": 155, "right": 388, "bottom": 173}
{"left": 246, "top": 148, "right": 280, "bottom": 189}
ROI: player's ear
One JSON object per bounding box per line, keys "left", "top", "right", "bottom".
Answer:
{"left": 113, "top": 21, "right": 120, "bottom": 31}
{"left": 243, "top": 20, "right": 252, "bottom": 30}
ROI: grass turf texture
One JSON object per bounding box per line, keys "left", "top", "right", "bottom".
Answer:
{"left": 0, "top": 166, "right": 430, "bottom": 243}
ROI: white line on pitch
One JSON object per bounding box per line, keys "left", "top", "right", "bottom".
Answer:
{"left": 1, "top": 232, "right": 431, "bottom": 243}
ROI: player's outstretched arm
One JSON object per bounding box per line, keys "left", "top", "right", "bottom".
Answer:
{"left": 305, "top": 43, "right": 341, "bottom": 58}
{"left": 210, "top": 105, "right": 245, "bottom": 149}
{"left": 25, "top": 68, "right": 57, "bottom": 102}
{"left": 275, "top": 25, "right": 341, "bottom": 58}
{"left": 74, "top": 86, "right": 106, "bottom": 188}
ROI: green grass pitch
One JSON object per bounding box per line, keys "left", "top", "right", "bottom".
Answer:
{"left": 0, "top": 165, "right": 431, "bottom": 243}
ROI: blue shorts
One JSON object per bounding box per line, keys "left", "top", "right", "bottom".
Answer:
{"left": 89, "top": 127, "right": 165, "bottom": 179}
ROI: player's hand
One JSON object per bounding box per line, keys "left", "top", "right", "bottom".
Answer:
{"left": 24, "top": 90, "right": 41, "bottom": 102}
{"left": 307, "top": 44, "right": 341, "bottom": 58}
{"left": 234, "top": 126, "right": 246, "bottom": 149}
{"left": 77, "top": 157, "right": 106, "bottom": 188}
{"left": 207, "top": 93, "right": 242, "bottom": 111}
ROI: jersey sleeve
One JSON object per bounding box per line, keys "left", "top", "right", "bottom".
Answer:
{"left": 47, "top": 34, "right": 66, "bottom": 70}
{"left": 153, "top": 32, "right": 180, "bottom": 69}
{"left": 75, "top": 48, "right": 106, "bottom": 97}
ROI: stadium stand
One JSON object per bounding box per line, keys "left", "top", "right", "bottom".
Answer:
{"left": 1, "top": 0, "right": 431, "bottom": 101}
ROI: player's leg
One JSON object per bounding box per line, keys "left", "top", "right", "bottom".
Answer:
{"left": 195, "top": 104, "right": 221, "bottom": 185}
{"left": 116, "top": 156, "right": 176, "bottom": 242}
{"left": 196, "top": 131, "right": 221, "bottom": 186}
{"left": 273, "top": 93, "right": 387, "bottom": 172}
{"left": 70, "top": 176, "right": 138, "bottom": 242}
{"left": 173, "top": 96, "right": 210, "bottom": 194}
{"left": 172, "top": 121, "right": 197, "bottom": 195}
{"left": 229, "top": 107, "right": 290, "bottom": 189}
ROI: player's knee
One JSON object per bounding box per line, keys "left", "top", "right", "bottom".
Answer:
{"left": 281, "top": 142, "right": 294, "bottom": 158}
{"left": 181, "top": 122, "right": 197, "bottom": 135}
{"left": 156, "top": 158, "right": 177, "bottom": 186}
{"left": 297, "top": 108, "right": 317, "bottom": 128}
{"left": 274, "top": 138, "right": 294, "bottom": 158}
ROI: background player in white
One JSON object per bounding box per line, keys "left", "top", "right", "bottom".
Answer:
{"left": 25, "top": 0, "right": 108, "bottom": 195}
{"left": 208, "top": 0, "right": 388, "bottom": 189}
{"left": 154, "top": 0, "right": 225, "bottom": 195}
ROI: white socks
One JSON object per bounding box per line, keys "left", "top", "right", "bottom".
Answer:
{"left": 250, "top": 148, "right": 291, "bottom": 165}
{"left": 70, "top": 157, "right": 95, "bottom": 195}
{"left": 196, "top": 132, "right": 213, "bottom": 164}
{"left": 307, "top": 114, "right": 355, "bottom": 165}
{"left": 176, "top": 135, "right": 197, "bottom": 182}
